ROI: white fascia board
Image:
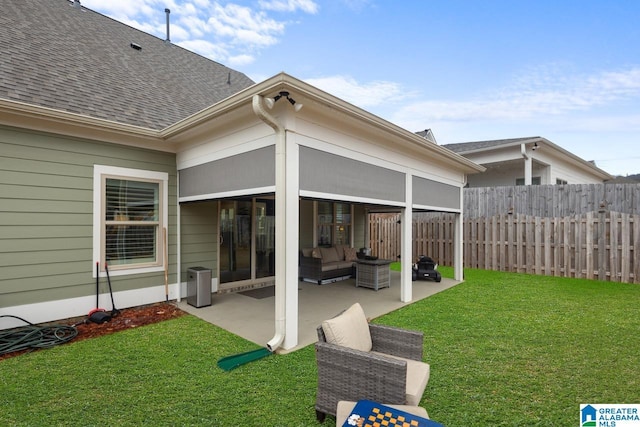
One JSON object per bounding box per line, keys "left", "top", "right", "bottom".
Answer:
{"left": 0, "top": 98, "right": 170, "bottom": 152}
{"left": 412, "top": 203, "right": 461, "bottom": 213}
{"left": 299, "top": 190, "right": 406, "bottom": 208}
{"left": 179, "top": 186, "right": 276, "bottom": 203}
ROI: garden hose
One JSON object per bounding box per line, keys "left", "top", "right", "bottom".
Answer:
{"left": 0, "top": 315, "right": 78, "bottom": 356}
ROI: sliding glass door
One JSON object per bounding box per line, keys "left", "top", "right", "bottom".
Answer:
{"left": 219, "top": 200, "right": 252, "bottom": 283}
{"left": 219, "top": 198, "right": 275, "bottom": 284}
{"left": 255, "top": 199, "right": 275, "bottom": 278}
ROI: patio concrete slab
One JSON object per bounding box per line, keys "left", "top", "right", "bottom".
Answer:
{"left": 178, "top": 271, "right": 460, "bottom": 353}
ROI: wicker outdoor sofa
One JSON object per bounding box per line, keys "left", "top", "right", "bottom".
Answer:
{"left": 314, "top": 303, "right": 430, "bottom": 422}
{"left": 299, "top": 245, "right": 359, "bottom": 284}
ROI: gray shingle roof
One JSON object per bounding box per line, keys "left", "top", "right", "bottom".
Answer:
{"left": 443, "top": 137, "right": 540, "bottom": 153}
{"left": 0, "top": 0, "right": 255, "bottom": 130}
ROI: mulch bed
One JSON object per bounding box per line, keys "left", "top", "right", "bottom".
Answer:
{"left": 0, "top": 302, "right": 186, "bottom": 361}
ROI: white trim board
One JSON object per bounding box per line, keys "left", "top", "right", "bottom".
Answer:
{"left": 0, "top": 283, "right": 179, "bottom": 331}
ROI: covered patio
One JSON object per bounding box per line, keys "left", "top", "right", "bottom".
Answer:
{"left": 178, "top": 272, "right": 460, "bottom": 353}
{"left": 174, "top": 73, "right": 483, "bottom": 351}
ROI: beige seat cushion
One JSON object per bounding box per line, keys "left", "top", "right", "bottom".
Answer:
{"left": 335, "top": 401, "right": 429, "bottom": 427}
{"left": 321, "top": 303, "right": 372, "bottom": 352}
{"left": 372, "top": 351, "right": 430, "bottom": 406}
{"left": 320, "top": 246, "right": 340, "bottom": 263}
{"left": 334, "top": 261, "right": 355, "bottom": 270}
{"left": 334, "top": 244, "right": 347, "bottom": 261}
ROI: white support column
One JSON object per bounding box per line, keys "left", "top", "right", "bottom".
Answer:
{"left": 521, "top": 143, "right": 532, "bottom": 186}
{"left": 524, "top": 155, "right": 533, "bottom": 185}
{"left": 401, "top": 172, "right": 412, "bottom": 302}
{"left": 283, "top": 132, "right": 299, "bottom": 350}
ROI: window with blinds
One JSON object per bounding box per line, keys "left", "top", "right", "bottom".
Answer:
{"left": 317, "top": 201, "right": 351, "bottom": 246}
{"left": 104, "top": 178, "right": 161, "bottom": 268}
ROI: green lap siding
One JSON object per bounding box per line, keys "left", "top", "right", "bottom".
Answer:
{"left": 0, "top": 126, "right": 177, "bottom": 308}
{"left": 299, "top": 199, "right": 314, "bottom": 248}
{"left": 179, "top": 201, "right": 218, "bottom": 282}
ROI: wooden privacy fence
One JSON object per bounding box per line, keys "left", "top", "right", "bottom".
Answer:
{"left": 369, "top": 211, "right": 640, "bottom": 284}
{"left": 464, "top": 183, "right": 640, "bottom": 218}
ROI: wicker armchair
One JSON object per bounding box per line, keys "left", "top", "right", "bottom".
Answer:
{"left": 314, "top": 303, "right": 430, "bottom": 423}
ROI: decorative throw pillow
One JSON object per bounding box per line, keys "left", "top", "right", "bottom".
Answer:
{"left": 311, "top": 248, "right": 322, "bottom": 258}
{"left": 321, "top": 303, "right": 372, "bottom": 352}
{"left": 344, "top": 247, "right": 358, "bottom": 261}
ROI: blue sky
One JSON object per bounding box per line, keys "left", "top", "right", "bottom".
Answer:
{"left": 81, "top": 0, "right": 640, "bottom": 176}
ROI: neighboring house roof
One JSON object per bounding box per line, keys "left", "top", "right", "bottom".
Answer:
{"left": 443, "top": 137, "right": 540, "bottom": 154}
{"left": 607, "top": 175, "right": 640, "bottom": 183}
{"left": 0, "top": 0, "right": 255, "bottom": 130}
{"left": 444, "top": 136, "right": 613, "bottom": 181}
{"left": 415, "top": 129, "right": 438, "bottom": 144}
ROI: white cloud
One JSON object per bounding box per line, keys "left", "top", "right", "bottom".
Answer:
{"left": 207, "top": 3, "right": 285, "bottom": 47}
{"left": 228, "top": 54, "right": 256, "bottom": 67}
{"left": 167, "top": 23, "right": 191, "bottom": 41}
{"left": 340, "top": 0, "right": 374, "bottom": 12}
{"left": 176, "top": 15, "right": 209, "bottom": 39}
{"left": 259, "top": 0, "right": 319, "bottom": 14}
{"left": 177, "top": 39, "right": 228, "bottom": 61}
{"left": 389, "top": 66, "right": 640, "bottom": 131}
{"left": 304, "top": 75, "right": 409, "bottom": 108}
{"left": 82, "top": 1, "right": 306, "bottom": 64}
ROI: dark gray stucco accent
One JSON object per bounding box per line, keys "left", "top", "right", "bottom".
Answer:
{"left": 413, "top": 175, "right": 460, "bottom": 209}
{"left": 299, "top": 146, "right": 405, "bottom": 203}
{"left": 179, "top": 146, "right": 275, "bottom": 198}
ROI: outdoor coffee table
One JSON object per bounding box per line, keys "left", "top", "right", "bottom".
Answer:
{"left": 355, "top": 259, "right": 392, "bottom": 290}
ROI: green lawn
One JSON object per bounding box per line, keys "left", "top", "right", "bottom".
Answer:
{"left": 1, "top": 269, "right": 638, "bottom": 426}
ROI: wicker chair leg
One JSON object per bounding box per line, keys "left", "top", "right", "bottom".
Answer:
{"left": 316, "top": 409, "right": 326, "bottom": 423}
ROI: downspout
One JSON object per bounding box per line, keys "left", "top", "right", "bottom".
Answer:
{"left": 252, "top": 94, "right": 286, "bottom": 352}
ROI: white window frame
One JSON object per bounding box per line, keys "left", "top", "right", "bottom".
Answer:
{"left": 93, "top": 165, "right": 168, "bottom": 277}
